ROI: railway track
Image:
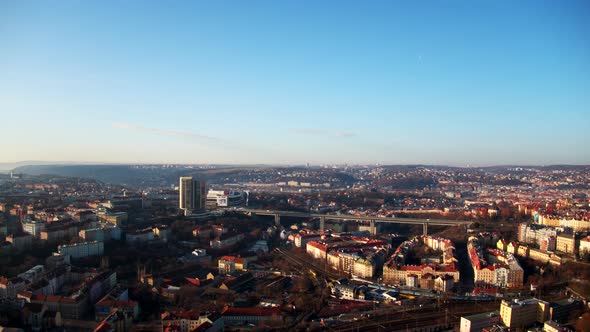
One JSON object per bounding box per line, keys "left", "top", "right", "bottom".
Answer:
{"left": 273, "top": 248, "right": 343, "bottom": 280}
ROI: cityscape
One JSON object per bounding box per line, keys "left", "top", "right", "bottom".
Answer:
{"left": 0, "top": 165, "right": 589, "bottom": 331}
{"left": 1, "top": 1, "right": 589, "bottom": 332}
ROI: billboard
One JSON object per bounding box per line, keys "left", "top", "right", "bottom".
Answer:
{"left": 217, "top": 197, "right": 228, "bottom": 207}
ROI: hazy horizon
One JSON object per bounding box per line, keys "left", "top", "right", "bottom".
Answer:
{"left": 2, "top": 160, "right": 590, "bottom": 168}
{"left": 1, "top": 1, "right": 589, "bottom": 165}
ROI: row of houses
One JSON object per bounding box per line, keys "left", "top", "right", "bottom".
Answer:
{"left": 306, "top": 236, "right": 389, "bottom": 278}
{"left": 468, "top": 234, "right": 524, "bottom": 288}
{"left": 382, "top": 236, "right": 459, "bottom": 290}
{"left": 496, "top": 238, "right": 563, "bottom": 266}
{"left": 14, "top": 269, "right": 118, "bottom": 320}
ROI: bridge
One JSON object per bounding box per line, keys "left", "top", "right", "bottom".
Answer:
{"left": 240, "top": 209, "right": 472, "bottom": 236}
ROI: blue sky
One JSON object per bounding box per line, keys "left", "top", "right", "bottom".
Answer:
{"left": 1, "top": 1, "right": 589, "bottom": 165}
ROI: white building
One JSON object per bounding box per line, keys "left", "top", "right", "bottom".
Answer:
{"left": 206, "top": 190, "right": 245, "bottom": 209}
{"left": 294, "top": 233, "right": 321, "bottom": 248}
{"left": 18, "top": 265, "right": 45, "bottom": 283}
{"left": 580, "top": 237, "right": 590, "bottom": 256}
{"left": 58, "top": 241, "right": 104, "bottom": 258}
{"left": 460, "top": 311, "right": 500, "bottom": 332}
{"left": 79, "top": 225, "right": 121, "bottom": 242}
{"left": 21, "top": 218, "right": 46, "bottom": 237}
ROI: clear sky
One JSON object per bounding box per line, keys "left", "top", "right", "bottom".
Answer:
{"left": 1, "top": 1, "right": 589, "bottom": 165}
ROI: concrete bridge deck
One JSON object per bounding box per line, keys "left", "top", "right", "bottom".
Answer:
{"left": 240, "top": 208, "right": 472, "bottom": 235}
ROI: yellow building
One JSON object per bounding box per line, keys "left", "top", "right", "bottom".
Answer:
{"left": 500, "top": 298, "right": 549, "bottom": 329}
{"left": 98, "top": 212, "right": 128, "bottom": 227}
{"left": 353, "top": 258, "right": 374, "bottom": 278}
{"left": 496, "top": 239, "right": 508, "bottom": 252}
{"left": 507, "top": 242, "right": 519, "bottom": 255}
{"left": 556, "top": 234, "right": 576, "bottom": 255}
{"left": 517, "top": 245, "right": 530, "bottom": 257}
{"left": 539, "top": 215, "right": 590, "bottom": 231}
{"left": 528, "top": 248, "right": 552, "bottom": 263}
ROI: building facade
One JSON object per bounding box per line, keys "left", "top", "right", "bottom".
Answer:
{"left": 179, "top": 177, "right": 207, "bottom": 215}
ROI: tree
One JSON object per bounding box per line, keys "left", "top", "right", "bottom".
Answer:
{"left": 175, "top": 285, "right": 200, "bottom": 308}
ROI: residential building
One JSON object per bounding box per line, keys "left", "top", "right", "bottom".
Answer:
{"left": 21, "top": 218, "right": 46, "bottom": 238}
{"left": 434, "top": 274, "right": 455, "bottom": 292}
{"left": 94, "top": 310, "right": 133, "bottom": 332}
{"left": 210, "top": 234, "right": 245, "bottom": 249}
{"left": 579, "top": 236, "right": 590, "bottom": 256}
{"left": 499, "top": 298, "right": 549, "bottom": 329}
{"left": 556, "top": 233, "right": 576, "bottom": 255}
{"left": 79, "top": 225, "right": 121, "bottom": 242}
{"left": 95, "top": 296, "right": 139, "bottom": 321}
{"left": 218, "top": 256, "right": 247, "bottom": 275}
{"left": 460, "top": 311, "right": 500, "bottom": 332}
{"left": 540, "top": 236, "right": 557, "bottom": 252}
{"left": 0, "top": 277, "right": 27, "bottom": 299}
{"left": 126, "top": 229, "right": 155, "bottom": 244}
{"left": 58, "top": 241, "right": 104, "bottom": 259}
{"left": 294, "top": 233, "right": 321, "bottom": 248}
{"left": 6, "top": 233, "right": 33, "bottom": 252}
{"left": 528, "top": 248, "right": 552, "bottom": 264}
{"left": 549, "top": 298, "right": 582, "bottom": 324}
{"left": 40, "top": 223, "right": 79, "bottom": 244}
{"left": 383, "top": 236, "right": 459, "bottom": 287}
{"left": 161, "top": 309, "right": 223, "bottom": 332}
{"left": 98, "top": 212, "right": 128, "bottom": 227}
{"left": 468, "top": 236, "right": 524, "bottom": 288}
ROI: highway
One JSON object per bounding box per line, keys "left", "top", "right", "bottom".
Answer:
{"left": 241, "top": 208, "right": 472, "bottom": 226}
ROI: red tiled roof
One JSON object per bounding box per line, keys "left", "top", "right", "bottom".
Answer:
{"left": 219, "top": 256, "right": 245, "bottom": 264}
{"left": 307, "top": 241, "right": 327, "bottom": 251}
{"left": 185, "top": 278, "right": 201, "bottom": 286}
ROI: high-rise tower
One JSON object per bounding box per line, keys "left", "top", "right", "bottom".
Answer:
{"left": 179, "top": 177, "right": 207, "bottom": 215}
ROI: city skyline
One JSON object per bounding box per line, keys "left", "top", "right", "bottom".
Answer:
{"left": 1, "top": 1, "right": 589, "bottom": 165}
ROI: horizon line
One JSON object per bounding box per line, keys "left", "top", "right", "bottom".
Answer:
{"left": 2, "top": 161, "right": 590, "bottom": 168}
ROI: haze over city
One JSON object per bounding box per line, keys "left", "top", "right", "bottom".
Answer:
{"left": 1, "top": 1, "right": 589, "bottom": 165}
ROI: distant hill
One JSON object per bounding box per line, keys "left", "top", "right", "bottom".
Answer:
{"left": 11, "top": 163, "right": 589, "bottom": 189}
{"left": 12, "top": 164, "right": 358, "bottom": 189}
{"left": 0, "top": 161, "right": 100, "bottom": 172}
{"left": 0, "top": 161, "right": 53, "bottom": 172}
{"left": 13, "top": 164, "right": 178, "bottom": 187}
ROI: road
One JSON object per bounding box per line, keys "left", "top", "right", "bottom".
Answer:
{"left": 243, "top": 208, "right": 473, "bottom": 226}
